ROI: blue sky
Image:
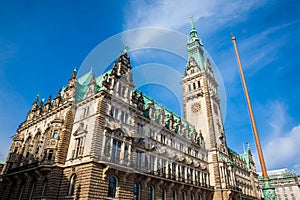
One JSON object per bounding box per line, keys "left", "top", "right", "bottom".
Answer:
{"left": 0, "top": 0, "right": 299, "bottom": 174}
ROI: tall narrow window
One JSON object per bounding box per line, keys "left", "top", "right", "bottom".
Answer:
{"left": 29, "top": 180, "right": 36, "bottom": 200}
{"left": 68, "top": 174, "right": 76, "bottom": 196}
{"left": 193, "top": 82, "right": 196, "bottom": 90}
{"left": 117, "top": 83, "right": 122, "bottom": 95}
{"left": 120, "top": 111, "right": 124, "bottom": 123}
{"left": 41, "top": 179, "right": 47, "bottom": 196}
{"left": 190, "top": 169, "right": 194, "bottom": 184}
{"left": 124, "top": 113, "right": 128, "bottom": 123}
{"left": 178, "top": 165, "right": 181, "bottom": 181}
{"left": 122, "top": 86, "right": 126, "bottom": 97}
{"left": 149, "top": 155, "right": 155, "bottom": 174}
{"left": 124, "top": 144, "right": 129, "bottom": 161}
{"left": 195, "top": 150, "right": 199, "bottom": 158}
{"left": 187, "top": 168, "right": 190, "bottom": 184}
{"left": 110, "top": 106, "right": 114, "bottom": 117}
{"left": 115, "top": 108, "right": 119, "bottom": 119}
{"left": 162, "top": 159, "right": 167, "bottom": 177}
{"left": 188, "top": 84, "right": 191, "bottom": 91}
{"left": 161, "top": 188, "right": 166, "bottom": 200}
{"left": 182, "top": 191, "right": 186, "bottom": 200}
{"left": 172, "top": 163, "right": 176, "bottom": 180}
{"left": 47, "top": 149, "right": 54, "bottom": 160}
{"left": 111, "top": 139, "right": 122, "bottom": 163}
{"left": 148, "top": 186, "right": 154, "bottom": 200}
{"left": 198, "top": 80, "right": 201, "bottom": 88}
{"left": 108, "top": 176, "right": 117, "bottom": 198}
{"left": 74, "top": 137, "right": 83, "bottom": 158}
{"left": 172, "top": 190, "right": 177, "bottom": 200}
{"left": 137, "top": 123, "right": 143, "bottom": 135}
{"left": 83, "top": 107, "right": 90, "bottom": 118}
{"left": 136, "top": 151, "right": 142, "bottom": 170}
{"left": 182, "top": 166, "right": 185, "bottom": 182}
{"left": 18, "top": 182, "right": 25, "bottom": 200}
{"left": 53, "top": 130, "right": 59, "bottom": 138}
{"left": 134, "top": 183, "right": 140, "bottom": 200}
{"left": 188, "top": 148, "right": 191, "bottom": 155}
{"left": 191, "top": 193, "right": 195, "bottom": 200}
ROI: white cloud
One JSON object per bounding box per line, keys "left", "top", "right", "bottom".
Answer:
{"left": 263, "top": 124, "right": 300, "bottom": 170}
{"left": 253, "top": 101, "right": 300, "bottom": 173}
{"left": 124, "top": 0, "right": 265, "bottom": 31}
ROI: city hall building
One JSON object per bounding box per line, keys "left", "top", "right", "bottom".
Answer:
{"left": 0, "top": 21, "right": 260, "bottom": 200}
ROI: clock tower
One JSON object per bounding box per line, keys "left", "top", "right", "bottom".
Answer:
{"left": 181, "top": 18, "right": 228, "bottom": 196}
{"left": 181, "top": 17, "right": 226, "bottom": 151}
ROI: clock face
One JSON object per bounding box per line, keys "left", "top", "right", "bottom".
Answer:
{"left": 191, "top": 102, "right": 201, "bottom": 113}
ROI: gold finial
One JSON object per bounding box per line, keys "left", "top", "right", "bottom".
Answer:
{"left": 231, "top": 33, "right": 236, "bottom": 41}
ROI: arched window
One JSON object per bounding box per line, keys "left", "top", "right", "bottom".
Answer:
{"left": 148, "top": 186, "right": 154, "bottom": 200}
{"left": 41, "top": 179, "right": 47, "bottom": 196}
{"left": 182, "top": 191, "right": 186, "bottom": 200}
{"left": 68, "top": 174, "right": 76, "bottom": 196}
{"left": 29, "top": 179, "right": 36, "bottom": 200}
{"left": 108, "top": 176, "right": 117, "bottom": 198}
{"left": 134, "top": 183, "right": 140, "bottom": 200}
{"left": 33, "top": 133, "right": 41, "bottom": 155}
{"left": 161, "top": 188, "right": 166, "bottom": 200}
{"left": 18, "top": 182, "right": 25, "bottom": 200}
{"left": 172, "top": 190, "right": 177, "bottom": 200}
{"left": 191, "top": 193, "right": 195, "bottom": 200}
{"left": 24, "top": 136, "right": 32, "bottom": 158}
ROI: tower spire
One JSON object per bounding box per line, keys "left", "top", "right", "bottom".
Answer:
{"left": 189, "top": 16, "right": 202, "bottom": 45}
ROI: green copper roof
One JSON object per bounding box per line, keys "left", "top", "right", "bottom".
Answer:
{"left": 240, "top": 152, "right": 250, "bottom": 170}
{"left": 187, "top": 17, "right": 205, "bottom": 70}
{"left": 136, "top": 91, "right": 197, "bottom": 142}
{"left": 189, "top": 16, "right": 202, "bottom": 45}
{"left": 75, "top": 70, "right": 111, "bottom": 102}
{"left": 75, "top": 71, "right": 93, "bottom": 102}
{"left": 0, "top": 160, "right": 5, "bottom": 165}
{"left": 228, "top": 148, "right": 251, "bottom": 170}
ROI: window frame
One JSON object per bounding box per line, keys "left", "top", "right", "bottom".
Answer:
{"left": 108, "top": 176, "right": 117, "bottom": 198}
{"left": 68, "top": 174, "right": 76, "bottom": 196}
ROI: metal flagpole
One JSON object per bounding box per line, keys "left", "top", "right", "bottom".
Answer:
{"left": 231, "top": 34, "right": 276, "bottom": 200}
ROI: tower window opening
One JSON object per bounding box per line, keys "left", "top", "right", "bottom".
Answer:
{"left": 53, "top": 130, "right": 59, "bottom": 138}
{"left": 193, "top": 82, "right": 196, "bottom": 90}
